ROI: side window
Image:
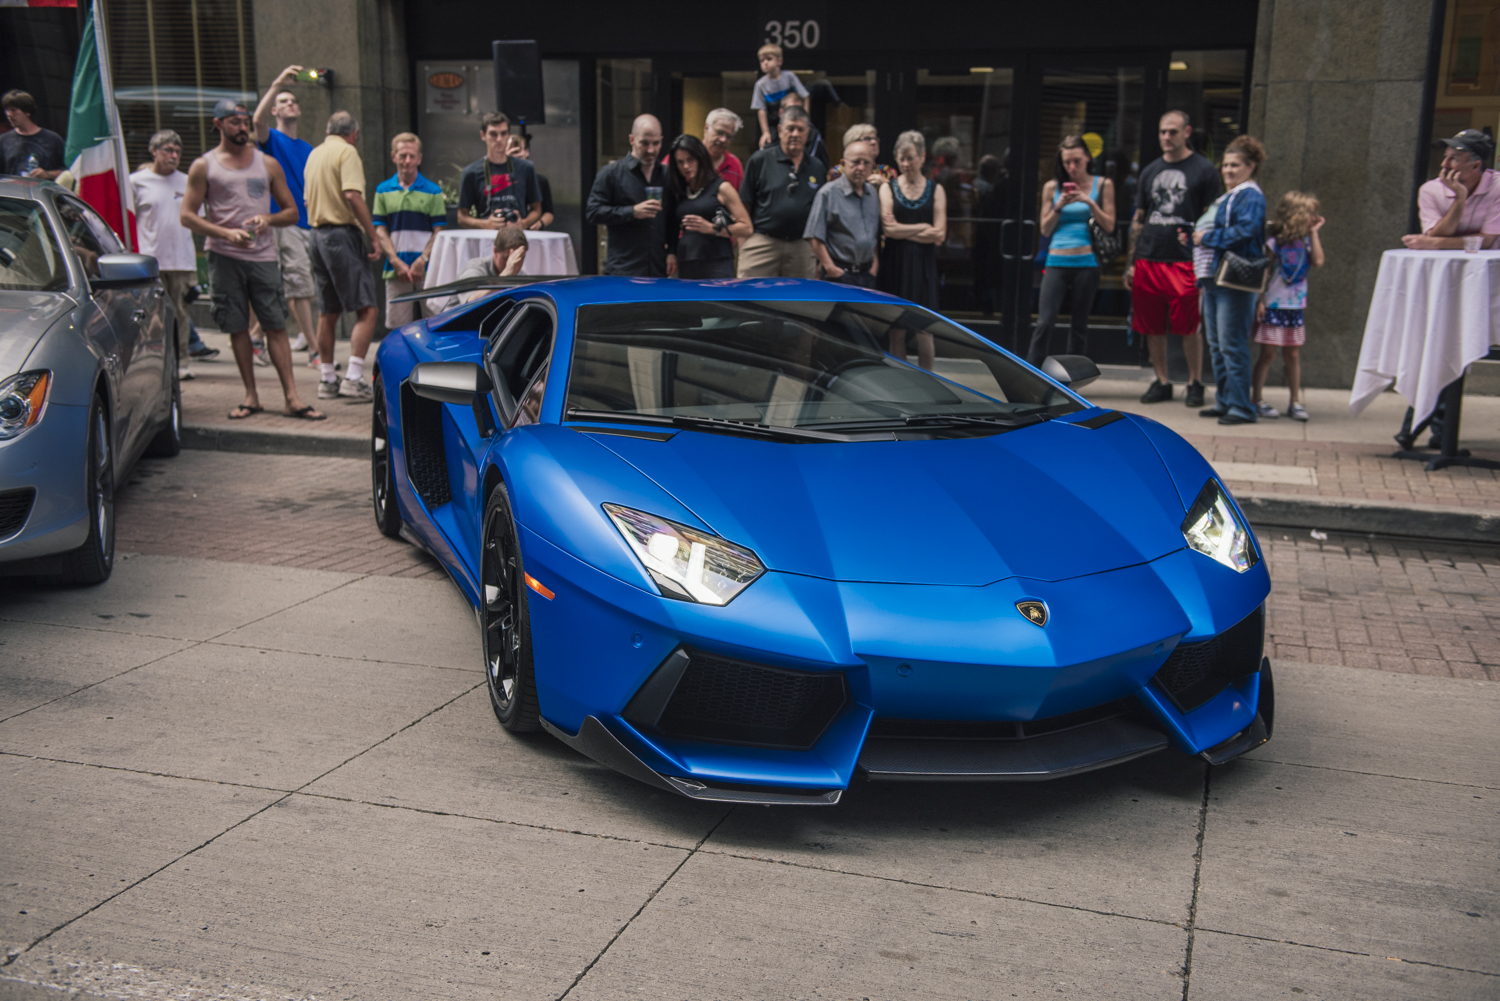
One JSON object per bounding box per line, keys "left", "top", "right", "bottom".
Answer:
{"left": 74, "top": 199, "right": 124, "bottom": 254}
{"left": 53, "top": 198, "right": 107, "bottom": 277}
{"left": 512, "top": 363, "right": 547, "bottom": 428}
{"left": 487, "top": 305, "right": 554, "bottom": 424}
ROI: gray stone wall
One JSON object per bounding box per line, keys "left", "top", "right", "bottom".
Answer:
{"left": 1248, "top": 0, "right": 1435, "bottom": 389}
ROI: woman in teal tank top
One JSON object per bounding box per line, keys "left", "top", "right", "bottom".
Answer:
{"left": 1027, "top": 136, "right": 1116, "bottom": 365}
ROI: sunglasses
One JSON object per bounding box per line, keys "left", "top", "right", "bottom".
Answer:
{"left": 787, "top": 170, "right": 801, "bottom": 193}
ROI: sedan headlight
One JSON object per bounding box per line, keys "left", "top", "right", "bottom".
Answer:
{"left": 603, "top": 503, "right": 764, "bottom": 605}
{"left": 1182, "top": 479, "right": 1258, "bottom": 572}
{"left": 0, "top": 371, "right": 50, "bottom": 441}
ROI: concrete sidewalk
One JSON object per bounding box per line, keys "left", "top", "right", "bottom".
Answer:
{"left": 1, "top": 553, "right": 1496, "bottom": 1000}
{"left": 179, "top": 329, "right": 1499, "bottom": 540}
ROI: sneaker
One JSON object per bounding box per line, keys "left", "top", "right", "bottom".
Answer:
{"left": 317, "top": 379, "right": 340, "bottom": 400}
{"left": 289, "top": 332, "right": 309, "bottom": 352}
{"left": 1184, "top": 381, "right": 1205, "bottom": 408}
{"left": 177, "top": 364, "right": 194, "bottom": 381}
{"left": 1218, "top": 413, "right": 1255, "bottom": 425}
{"left": 252, "top": 340, "right": 271, "bottom": 367}
{"left": 1255, "top": 401, "right": 1280, "bottom": 419}
{"left": 1288, "top": 402, "right": 1309, "bottom": 421}
{"left": 1199, "top": 407, "right": 1227, "bottom": 418}
{"left": 1139, "top": 380, "right": 1173, "bottom": 404}
{"left": 338, "top": 377, "right": 373, "bottom": 402}
{"left": 188, "top": 343, "right": 220, "bottom": 360}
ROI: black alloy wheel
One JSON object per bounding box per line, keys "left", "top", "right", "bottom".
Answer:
{"left": 371, "top": 374, "right": 401, "bottom": 538}
{"left": 481, "top": 482, "right": 540, "bottom": 731}
{"left": 58, "top": 396, "right": 115, "bottom": 585}
{"left": 145, "top": 334, "right": 182, "bottom": 457}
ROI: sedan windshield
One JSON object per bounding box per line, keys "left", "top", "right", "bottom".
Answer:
{"left": 0, "top": 197, "right": 67, "bottom": 293}
{"left": 566, "top": 300, "right": 1081, "bottom": 429}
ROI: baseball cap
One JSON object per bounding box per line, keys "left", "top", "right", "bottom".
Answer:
{"left": 1439, "top": 128, "right": 1495, "bottom": 162}
{"left": 212, "top": 99, "right": 250, "bottom": 120}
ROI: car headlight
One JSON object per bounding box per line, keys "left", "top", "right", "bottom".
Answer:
{"left": 0, "top": 371, "right": 50, "bottom": 441}
{"left": 1182, "top": 479, "right": 1258, "bottom": 572}
{"left": 603, "top": 503, "right": 764, "bottom": 605}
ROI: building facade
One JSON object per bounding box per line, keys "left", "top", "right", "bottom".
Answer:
{"left": 1, "top": 0, "right": 1459, "bottom": 389}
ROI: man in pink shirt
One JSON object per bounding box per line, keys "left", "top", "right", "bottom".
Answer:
{"left": 1404, "top": 130, "right": 1500, "bottom": 249}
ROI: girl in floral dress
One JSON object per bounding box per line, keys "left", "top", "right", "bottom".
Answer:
{"left": 1252, "top": 192, "right": 1325, "bottom": 420}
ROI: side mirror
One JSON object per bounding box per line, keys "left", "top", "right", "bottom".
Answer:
{"left": 1041, "top": 354, "right": 1101, "bottom": 392}
{"left": 93, "top": 253, "right": 160, "bottom": 286}
{"left": 409, "top": 361, "right": 497, "bottom": 436}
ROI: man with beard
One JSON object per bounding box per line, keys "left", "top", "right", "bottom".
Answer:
{"left": 1126, "top": 110, "right": 1219, "bottom": 407}
{"left": 180, "top": 100, "right": 323, "bottom": 420}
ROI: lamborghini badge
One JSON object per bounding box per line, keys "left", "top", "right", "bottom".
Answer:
{"left": 1016, "top": 600, "right": 1047, "bottom": 627}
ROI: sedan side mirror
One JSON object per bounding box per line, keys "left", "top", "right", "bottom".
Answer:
{"left": 93, "top": 253, "right": 160, "bottom": 287}
{"left": 409, "top": 361, "right": 497, "bottom": 436}
{"left": 1042, "top": 354, "right": 1101, "bottom": 392}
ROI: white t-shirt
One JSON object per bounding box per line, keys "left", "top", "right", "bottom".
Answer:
{"left": 129, "top": 168, "right": 197, "bottom": 272}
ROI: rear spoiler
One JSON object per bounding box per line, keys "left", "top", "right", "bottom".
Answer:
{"left": 388, "top": 274, "right": 573, "bottom": 304}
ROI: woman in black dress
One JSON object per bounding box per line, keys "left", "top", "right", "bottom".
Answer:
{"left": 663, "top": 134, "right": 752, "bottom": 279}
{"left": 878, "top": 130, "right": 947, "bottom": 368}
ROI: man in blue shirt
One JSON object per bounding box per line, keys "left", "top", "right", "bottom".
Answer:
{"left": 253, "top": 65, "right": 318, "bottom": 358}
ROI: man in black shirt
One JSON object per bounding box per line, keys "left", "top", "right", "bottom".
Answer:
{"left": 507, "top": 134, "right": 554, "bottom": 230}
{"left": 455, "top": 111, "right": 542, "bottom": 230}
{"left": 585, "top": 114, "right": 667, "bottom": 276}
{"left": 2, "top": 91, "right": 65, "bottom": 180}
{"left": 1126, "top": 110, "right": 1219, "bottom": 407}
{"left": 738, "top": 106, "right": 822, "bottom": 278}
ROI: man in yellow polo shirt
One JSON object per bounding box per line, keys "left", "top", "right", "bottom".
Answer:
{"left": 304, "top": 110, "right": 382, "bottom": 401}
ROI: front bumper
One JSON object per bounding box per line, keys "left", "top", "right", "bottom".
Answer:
{"left": 0, "top": 401, "right": 90, "bottom": 564}
{"left": 519, "top": 525, "right": 1272, "bottom": 804}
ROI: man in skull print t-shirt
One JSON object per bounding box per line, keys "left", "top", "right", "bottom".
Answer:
{"left": 1127, "top": 111, "right": 1220, "bottom": 406}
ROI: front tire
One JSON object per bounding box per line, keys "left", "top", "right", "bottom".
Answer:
{"left": 481, "top": 482, "right": 540, "bottom": 731}
{"left": 371, "top": 373, "right": 401, "bottom": 538}
{"left": 56, "top": 396, "right": 115, "bottom": 585}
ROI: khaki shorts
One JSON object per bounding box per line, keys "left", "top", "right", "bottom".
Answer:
{"left": 275, "top": 225, "right": 316, "bottom": 300}
{"left": 385, "top": 275, "right": 426, "bottom": 328}
{"left": 160, "top": 270, "right": 196, "bottom": 355}
{"left": 737, "top": 232, "right": 816, "bottom": 279}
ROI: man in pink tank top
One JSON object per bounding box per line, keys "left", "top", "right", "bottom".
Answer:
{"left": 180, "top": 99, "right": 325, "bottom": 420}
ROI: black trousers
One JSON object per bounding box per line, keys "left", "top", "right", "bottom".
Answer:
{"left": 678, "top": 257, "right": 734, "bottom": 279}
{"left": 1027, "top": 265, "right": 1099, "bottom": 365}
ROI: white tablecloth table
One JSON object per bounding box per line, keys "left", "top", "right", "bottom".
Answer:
{"left": 1350, "top": 249, "right": 1500, "bottom": 423}
{"left": 422, "top": 228, "right": 578, "bottom": 314}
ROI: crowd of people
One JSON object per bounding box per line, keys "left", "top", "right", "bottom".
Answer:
{"left": 6, "top": 43, "right": 1493, "bottom": 439}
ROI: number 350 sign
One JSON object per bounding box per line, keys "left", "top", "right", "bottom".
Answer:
{"left": 763, "top": 19, "right": 821, "bottom": 49}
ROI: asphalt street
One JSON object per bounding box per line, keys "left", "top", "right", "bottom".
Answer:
{"left": 0, "top": 451, "right": 1496, "bottom": 1000}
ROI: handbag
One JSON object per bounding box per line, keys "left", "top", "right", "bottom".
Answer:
{"left": 1086, "top": 179, "right": 1121, "bottom": 264}
{"left": 1215, "top": 249, "right": 1270, "bottom": 293}
{"left": 1211, "top": 185, "right": 1269, "bottom": 292}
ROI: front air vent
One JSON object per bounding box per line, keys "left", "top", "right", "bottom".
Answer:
{"left": 0, "top": 487, "right": 35, "bottom": 538}
{"left": 400, "top": 383, "right": 451, "bottom": 507}
{"left": 626, "top": 647, "right": 848, "bottom": 750}
{"left": 1152, "top": 606, "right": 1265, "bottom": 713}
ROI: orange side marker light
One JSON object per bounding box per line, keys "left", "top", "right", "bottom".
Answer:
{"left": 524, "top": 573, "right": 555, "bottom": 600}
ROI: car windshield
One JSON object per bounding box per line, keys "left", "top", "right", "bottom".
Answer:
{"left": 0, "top": 197, "right": 67, "bottom": 293}
{"left": 566, "top": 300, "right": 1081, "bottom": 429}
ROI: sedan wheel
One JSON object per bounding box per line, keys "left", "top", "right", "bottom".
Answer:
{"left": 481, "top": 483, "right": 539, "bottom": 731}
{"left": 58, "top": 398, "right": 115, "bottom": 585}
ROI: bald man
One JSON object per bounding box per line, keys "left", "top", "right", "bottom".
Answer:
{"left": 585, "top": 113, "right": 668, "bottom": 276}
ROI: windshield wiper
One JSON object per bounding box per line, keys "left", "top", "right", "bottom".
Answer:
{"left": 797, "top": 410, "right": 1052, "bottom": 432}
{"left": 565, "top": 409, "right": 872, "bottom": 443}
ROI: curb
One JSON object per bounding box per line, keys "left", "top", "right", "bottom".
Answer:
{"left": 1238, "top": 491, "right": 1499, "bottom": 545}
{"left": 182, "top": 425, "right": 366, "bottom": 460}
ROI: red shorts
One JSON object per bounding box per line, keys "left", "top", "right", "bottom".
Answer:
{"left": 1130, "top": 259, "right": 1200, "bottom": 335}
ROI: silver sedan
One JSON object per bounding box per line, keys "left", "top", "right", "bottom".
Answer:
{"left": 0, "top": 177, "right": 178, "bottom": 584}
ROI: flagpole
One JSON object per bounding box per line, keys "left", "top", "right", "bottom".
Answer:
{"left": 91, "top": 0, "right": 132, "bottom": 248}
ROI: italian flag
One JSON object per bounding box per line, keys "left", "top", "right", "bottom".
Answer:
{"left": 64, "top": 0, "right": 135, "bottom": 249}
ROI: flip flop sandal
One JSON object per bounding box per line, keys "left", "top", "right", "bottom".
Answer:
{"left": 285, "top": 405, "right": 327, "bottom": 421}
{"left": 228, "top": 404, "right": 264, "bottom": 419}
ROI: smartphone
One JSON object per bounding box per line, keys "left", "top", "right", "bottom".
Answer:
{"left": 1062, "top": 182, "right": 1077, "bottom": 194}
{"left": 295, "top": 68, "right": 321, "bottom": 83}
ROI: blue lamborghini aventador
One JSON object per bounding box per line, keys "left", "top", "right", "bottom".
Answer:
{"left": 372, "top": 277, "right": 1273, "bottom": 806}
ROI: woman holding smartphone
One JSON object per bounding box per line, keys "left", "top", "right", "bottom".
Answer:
{"left": 1027, "top": 135, "right": 1115, "bottom": 365}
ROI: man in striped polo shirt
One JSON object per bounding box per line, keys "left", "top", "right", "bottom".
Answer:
{"left": 372, "top": 133, "right": 447, "bottom": 331}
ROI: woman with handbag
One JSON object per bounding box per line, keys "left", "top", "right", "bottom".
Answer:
{"left": 1193, "top": 134, "right": 1268, "bottom": 425}
{"left": 1027, "top": 136, "right": 1117, "bottom": 365}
